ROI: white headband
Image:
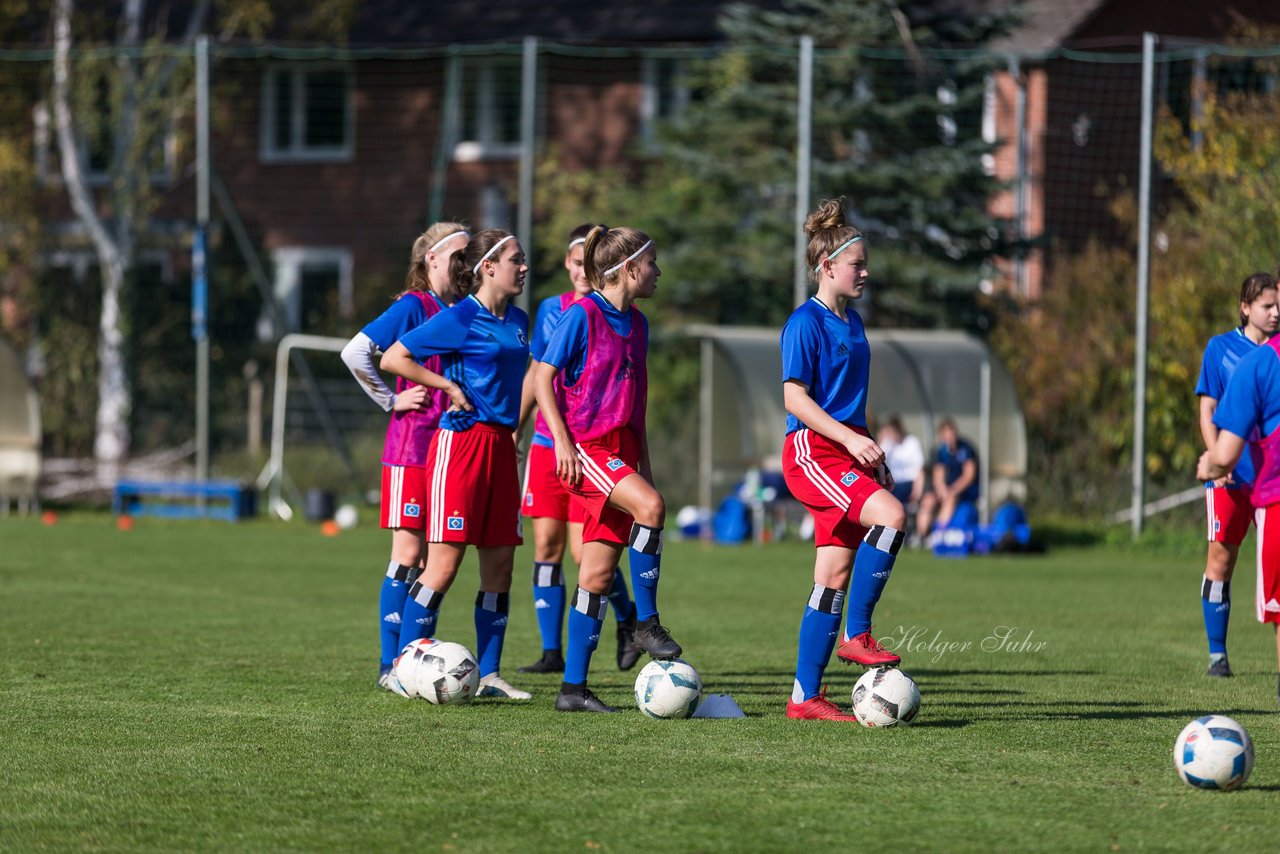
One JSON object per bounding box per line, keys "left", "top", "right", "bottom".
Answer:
{"left": 814, "top": 235, "right": 863, "bottom": 272}
{"left": 567, "top": 237, "right": 586, "bottom": 250}
{"left": 601, "top": 240, "right": 654, "bottom": 279}
{"left": 427, "top": 230, "right": 469, "bottom": 255}
{"left": 472, "top": 235, "right": 516, "bottom": 275}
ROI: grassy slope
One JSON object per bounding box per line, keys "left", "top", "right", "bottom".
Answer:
{"left": 1, "top": 516, "right": 1276, "bottom": 852}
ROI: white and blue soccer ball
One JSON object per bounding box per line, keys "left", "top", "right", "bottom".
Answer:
{"left": 851, "top": 667, "right": 920, "bottom": 728}
{"left": 634, "top": 658, "right": 702, "bottom": 719}
{"left": 1174, "top": 715, "right": 1254, "bottom": 790}
{"left": 395, "top": 639, "right": 480, "bottom": 705}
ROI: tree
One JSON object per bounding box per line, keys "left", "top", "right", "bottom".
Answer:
{"left": 51, "top": 0, "right": 210, "bottom": 473}
{"left": 534, "top": 0, "right": 1016, "bottom": 330}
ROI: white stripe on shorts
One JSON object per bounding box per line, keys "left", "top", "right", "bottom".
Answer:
{"left": 575, "top": 443, "right": 617, "bottom": 496}
{"left": 1257, "top": 506, "right": 1267, "bottom": 622}
{"left": 430, "top": 430, "right": 453, "bottom": 541}
{"left": 388, "top": 465, "right": 403, "bottom": 528}
{"left": 794, "top": 429, "right": 850, "bottom": 511}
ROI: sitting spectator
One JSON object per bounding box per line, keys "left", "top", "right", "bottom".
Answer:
{"left": 916, "top": 417, "right": 979, "bottom": 543}
{"left": 877, "top": 415, "right": 924, "bottom": 509}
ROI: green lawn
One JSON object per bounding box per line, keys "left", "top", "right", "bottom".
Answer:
{"left": 2, "top": 515, "right": 1277, "bottom": 852}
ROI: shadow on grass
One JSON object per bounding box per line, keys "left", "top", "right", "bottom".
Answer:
{"left": 1021, "top": 707, "right": 1259, "bottom": 721}
{"left": 910, "top": 718, "right": 974, "bottom": 728}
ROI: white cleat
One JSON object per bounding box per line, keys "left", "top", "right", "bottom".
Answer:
{"left": 378, "top": 669, "right": 412, "bottom": 698}
{"left": 477, "top": 673, "right": 532, "bottom": 700}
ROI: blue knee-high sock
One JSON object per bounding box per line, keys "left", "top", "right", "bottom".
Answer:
{"left": 1202, "top": 576, "right": 1231, "bottom": 658}
{"left": 845, "top": 525, "right": 903, "bottom": 641}
{"left": 608, "top": 568, "right": 634, "bottom": 623}
{"left": 793, "top": 585, "right": 845, "bottom": 703}
{"left": 628, "top": 523, "right": 663, "bottom": 622}
{"left": 475, "top": 591, "right": 510, "bottom": 678}
{"left": 398, "top": 581, "right": 444, "bottom": 650}
{"left": 532, "top": 562, "right": 566, "bottom": 652}
{"left": 564, "top": 587, "right": 607, "bottom": 686}
{"left": 379, "top": 562, "right": 420, "bottom": 670}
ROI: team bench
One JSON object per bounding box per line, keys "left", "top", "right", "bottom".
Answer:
{"left": 112, "top": 479, "right": 256, "bottom": 522}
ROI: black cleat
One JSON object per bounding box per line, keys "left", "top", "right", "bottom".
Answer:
{"left": 517, "top": 650, "right": 565, "bottom": 674}
{"left": 633, "top": 617, "right": 682, "bottom": 660}
{"left": 1206, "top": 657, "right": 1233, "bottom": 678}
{"left": 617, "top": 616, "right": 642, "bottom": 671}
{"left": 555, "top": 683, "right": 616, "bottom": 713}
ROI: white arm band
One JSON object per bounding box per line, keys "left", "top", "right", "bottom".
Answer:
{"left": 341, "top": 332, "right": 396, "bottom": 412}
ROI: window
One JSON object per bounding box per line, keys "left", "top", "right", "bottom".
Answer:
{"left": 33, "top": 99, "right": 177, "bottom": 187}
{"left": 640, "top": 57, "right": 690, "bottom": 140}
{"left": 260, "top": 65, "right": 355, "bottom": 163}
{"left": 264, "top": 247, "right": 353, "bottom": 337}
{"left": 453, "top": 57, "right": 523, "bottom": 161}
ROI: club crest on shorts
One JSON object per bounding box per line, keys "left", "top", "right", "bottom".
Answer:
{"left": 403, "top": 502, "right": 421, "bottom": 517}
{"left": 607, "top": 458, "right": 625, "bottom": 471}
{"left": 841, "top": 472, "right": 858, "bottom": 486}
{"left": 447, "top": 516, "right": 465, "bottom": 530}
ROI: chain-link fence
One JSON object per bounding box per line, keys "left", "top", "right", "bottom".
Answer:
{"left": 5, "top": 38, "right": 1280, "bottom": 513}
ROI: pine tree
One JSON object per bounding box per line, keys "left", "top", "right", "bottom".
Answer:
{"left": 631, "top": 0, "right": 1019, "bottom": 328}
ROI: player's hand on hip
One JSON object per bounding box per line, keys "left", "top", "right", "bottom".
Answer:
{"left": 876, "top": 463, "right": 895, "bottom": 491}
{"left": 445, "top": 382, "right": 473, "bottom": 412}
{"left": 392, "top": 386, "right": 428, "bottom": 413}
{"left": 1195, "top": 451, "right": 1218, "bottom": 483}
{"left": 843, "top": 432, "right": 885, "bottom": 470}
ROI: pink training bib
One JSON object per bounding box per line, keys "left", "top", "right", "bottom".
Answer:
{"left": 534, "top": 291, "right": 581, "bottom": 441}
{"left": 1250, "top": 340, "right": 1280, "bottom": 507}
{"left": 555, "top": 296, "right": 648, "bottom": 444}
{"left": 382, "top": 292, "right": 449, "bottom": 467}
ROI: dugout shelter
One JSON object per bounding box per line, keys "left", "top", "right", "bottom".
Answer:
{"left": 0, "top": 335, "right": 41, "bottom": 514}
{"left": 688, "top": 326, "right": 1027, "bottom": 525}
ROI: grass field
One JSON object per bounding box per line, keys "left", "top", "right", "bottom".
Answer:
{"left": 2, "top": 515, "right": 1278, "bottom": 852}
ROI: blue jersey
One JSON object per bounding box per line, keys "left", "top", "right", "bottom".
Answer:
{"left": 397, "top": 294, "right": 529, "bottom": 432}
{"left": 361, "top": 292, "right": 447, "bottom": 352}
{"left": 780, "top": 297, "right": 870, "bottom": 436}
{"left": 1198, "top": 327, "right": 1261, "bottom": 486}
{"left": 1215, "top": 344, "right": 1280, "bottom": 444}
{"left": 936, "top": 439, "right": 980, "bottom": 503}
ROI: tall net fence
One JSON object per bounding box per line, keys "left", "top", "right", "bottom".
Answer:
{"left": 5, "top": 39, "right": 1280, "bottom": 511}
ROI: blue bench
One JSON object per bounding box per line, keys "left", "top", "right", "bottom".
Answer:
{"left": 112, "top": 479, "right": 256, "bottom": 522}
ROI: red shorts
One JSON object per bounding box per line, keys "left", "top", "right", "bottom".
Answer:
{"left": 1253, "top": 506, "right": 1280, "bottom": 624}
{"left": 424, "top": 423, "right": 523, "bottom": 548}
{"left": 522, "top": 442, "right": 585, "bottom": 524}
{"left": 381, "top": 464, "right": 428, "bottom": 530}
{"left": 565, "top": 427, "right": 641, "bottom": 545}
{"left": 782, "top": 427, "right": 885, "bottom": 549}
{"left": 1205, "top": 484, "right": 1253, "bottom": 545}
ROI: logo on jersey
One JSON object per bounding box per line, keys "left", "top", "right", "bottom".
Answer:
{"left": 607, "top": 458, "right": 625, "bottom": 471}
{"left": 614, "top": 356, "right": 636, "bottom": 382}
{"left": 836, "top": 343, "right": 850, "bottom": 356}
{"left": 447, "top": 516, "right": 465, "bottom": 530}
{"left": 517, "top": 330, "right": 528, "bottom": 346}
{"left": 403, "top": 502, "right": 421, "bottom": 518}
{"left": 841, "top": 472, "right": 858, "bottom": 486}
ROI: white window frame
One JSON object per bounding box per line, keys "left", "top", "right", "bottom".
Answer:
{"left": 640, "top": 56, "right": 690, "bottom": 141}
{"left": 259, "top": 64, "right": 356, "bottom": 164}
{"left": 453, "top": 57, "right": 523, "bottom": 162}
{"left": 265, "top": 246, "right": 354, "bottom": 337}
{"left": 33, "top": 101, "right": 178, "bottom": 187}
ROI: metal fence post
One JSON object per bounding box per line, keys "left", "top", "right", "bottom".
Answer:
{"left": 793, "top": 35, "right": 813, "bottom": 309}
{"left": 194, "top": 34, "right": 210, "bottom": 483}
{"left": 517, "top": 35, "right": 538, "bottom": 313}
{"left": 1132, "top": 32, "right": 1157, "bottom": 538}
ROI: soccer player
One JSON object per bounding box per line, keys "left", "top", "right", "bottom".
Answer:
{"left": 339, "top": 222, "right": 469, "bottom": 693}
{"left": 516, "top": 224, "right": 640, "bottom": 675}
{"left": 534, "top": 224, "right": 683, "bottom": 713}
{"left": 1194, "top": 272, "right": 1279, "bottom": 677}
{"left": 781, "top": 198, "right": 905, "bottom": 722}
{"left": 914, "top": 417, "right": 978, "bottom": 544}
{"left": 378, "top": 229, "right": 533, "bottom": 701}
{"left": 1196, "top": 296, "right": 1280, "bottom": 705}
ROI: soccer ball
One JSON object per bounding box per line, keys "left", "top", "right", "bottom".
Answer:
{"left": 334, "top": 504, "right": 359, "bottom": 529}
{"left": 1174, "top": 715, "right": 1254, "bottom": 790}
{"left": 410, "top": 640, "right": 480, "bottom": 705}
{"left": 392, "top": 638, "right": 441, "bottom": 699}
{"left": 634, "top": 658, "right": 702, "bottom": 719}
{"left": 851, "top": 667, "right": 920, "bottom": 727}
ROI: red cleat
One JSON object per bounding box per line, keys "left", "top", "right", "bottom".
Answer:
{"left": 785, "top": 687, "right": 859, "bottom": 721}
{"left": 836, "top": 630, "right": 901, "bottom": 667}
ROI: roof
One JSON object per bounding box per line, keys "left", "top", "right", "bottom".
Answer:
{"left": 988, "top": 0, "right": 1109, "bottom": 56}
